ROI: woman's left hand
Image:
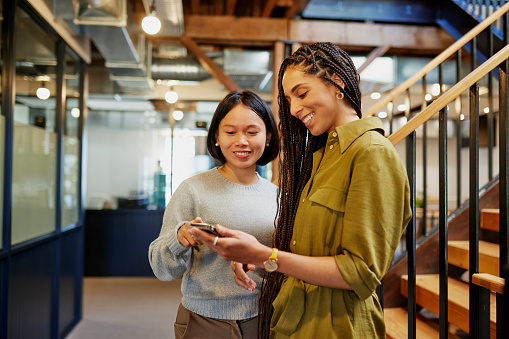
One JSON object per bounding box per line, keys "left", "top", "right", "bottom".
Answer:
{"left": 231, "top": 261, "right": 257, "bottom": 291}
{"left": 189, "top": 224, "right": 270, "bottom": 267}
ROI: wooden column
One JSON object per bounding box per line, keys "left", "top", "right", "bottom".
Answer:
{"left": 270, "top": 41, "right": 285, "bottom": 185}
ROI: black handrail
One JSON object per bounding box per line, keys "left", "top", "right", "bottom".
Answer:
{"left": 381, "top": 3, "right": 509, "bottom": 338}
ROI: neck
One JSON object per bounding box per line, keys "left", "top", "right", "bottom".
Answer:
{"left": 218, "top": 164, "right": 258, "bottom": 186}
{"left": 332, "top": 108, "right": 360, "bottom": 131}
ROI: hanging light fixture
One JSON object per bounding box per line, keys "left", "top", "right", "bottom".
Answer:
{"left": 165, "top": 88, "right": 178, "bottom": 104}
{"left": 142, "top": 1, "right": 161, "bottom": 35}
{"left": 36, "top": 82, "right": 50, "bottom": 100}
{"left": 173, "top": 110, "right": 184, "bottom": 121}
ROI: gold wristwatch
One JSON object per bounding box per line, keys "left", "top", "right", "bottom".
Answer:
{"left": 263, "top": 248, "right": 279, "bottom": 272}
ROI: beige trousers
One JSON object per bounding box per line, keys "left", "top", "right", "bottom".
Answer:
{"left": 174, "top": 303, "right": 258, "bottom": 339}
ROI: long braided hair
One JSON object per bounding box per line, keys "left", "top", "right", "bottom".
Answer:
{"left": 258, "top": 42, "right": 362, "bottom": 338}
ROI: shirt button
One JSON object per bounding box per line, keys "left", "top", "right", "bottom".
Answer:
{"left": 332, "top": 132, "right": 337, "bottom": 137}
{"left": 293, "top": 240, "right": 296, "bottom": 246}
{"left": 329, "top": 145, "right": 334, "bottom": 150}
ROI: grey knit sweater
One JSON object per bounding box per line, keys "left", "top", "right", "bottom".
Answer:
{"left": 148, "top": 168, "right": 278, "bottom": 320}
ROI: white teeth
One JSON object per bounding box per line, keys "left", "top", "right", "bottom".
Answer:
{"left": 235, "top": 152, "right": 250, "bottom": 155}
{"left": 302, "top": 113, "right": 314, "bottom": 124}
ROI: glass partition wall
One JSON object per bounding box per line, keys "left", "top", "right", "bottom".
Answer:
{"left": 12, "top": 5, "right": 58, "bottom": 244}
{"left": 62, "top": 52, "right": 80, "bottom": 229}
{"left": 1, "top": 1, "right": 86, "bottom": 338}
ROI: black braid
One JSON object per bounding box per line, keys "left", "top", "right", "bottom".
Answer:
{"left": 258, "top": 42, "right": 362, "bottom": 339}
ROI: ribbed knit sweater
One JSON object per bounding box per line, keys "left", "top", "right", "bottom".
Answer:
{"left": 148, "top": 168, "right": 278, "bottom": 320}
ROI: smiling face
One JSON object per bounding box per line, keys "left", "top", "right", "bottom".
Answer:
{"left": 282, "top": 67, "right": 348, "bottom": 136}
{"left": 216, "top": 103, "right": 269, "bottom": 172}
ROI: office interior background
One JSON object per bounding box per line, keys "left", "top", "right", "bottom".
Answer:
{"left": 0, "top": 0, "right": 507, "bottom": 338}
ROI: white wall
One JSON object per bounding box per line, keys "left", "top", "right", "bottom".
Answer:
{"left": 86, "top": 128, "right": 168, "bottom": 208}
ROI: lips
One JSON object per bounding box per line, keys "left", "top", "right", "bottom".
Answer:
{"left": 234, "top": 151, "right": 251, "bottom": 158}
{"left": 302, "top": 112, "right": 314, "bottom": 125}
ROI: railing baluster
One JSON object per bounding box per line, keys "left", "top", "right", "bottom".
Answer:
{"left": 406, "top": 130, "right": 417, "bottom": 339}
{"left": 422, "top": 75, "right": 428, "bottom": 237}
{"left": 469, "top": 80, "right": 482, "bottom": 338}
{"left": 456, "top": 49, "right": 463, "bottom": 208}
{"left": 438, "top": 103, "right": 448, "bottom": 339}
{"left": 389, "top": 101, "right": 394, "bottom": 135}
{"left": 488, "top": 22, "right": 494, "bottom": 181}
{"left": 497, "top": 8, "right": 509, "bottom": 338}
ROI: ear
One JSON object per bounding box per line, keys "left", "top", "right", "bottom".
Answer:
{"left": 330, "top": 73, "right": 345, "bottom": 89}
{"left": 266, "top": 132, "right": 272, "bottom": 145}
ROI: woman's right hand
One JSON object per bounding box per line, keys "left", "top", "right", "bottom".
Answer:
{"left": 177, "top": 217, "right": 203, "bottom": 247}
{"left": 231, "top": 261, "right": 257, "bottom": 291}
{"left": 189, "top": 224, "right": 271, "bottom": 267}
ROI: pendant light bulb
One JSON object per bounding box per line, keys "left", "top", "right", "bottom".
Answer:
{"left": 142, "top": 2, "right": 161, "bottom": 35}
{"left": 36, "top": 82, "right": 50, "bottom": 100}
{"left": 165, "top": 90, "right": 178, "bottom": 104}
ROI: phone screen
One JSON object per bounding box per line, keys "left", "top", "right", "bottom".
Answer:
{"left": 189, "top": 222, "right": 222, "bottom": 237}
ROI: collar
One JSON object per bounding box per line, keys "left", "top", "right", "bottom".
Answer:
{"left": 328, "top": 117, "right": 385, "bottom": 154}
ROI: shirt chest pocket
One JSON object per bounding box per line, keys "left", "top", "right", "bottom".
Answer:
{"left": 308, "top": 186, "right": 347, "bottom": 213}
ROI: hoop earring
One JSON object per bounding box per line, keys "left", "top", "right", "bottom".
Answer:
{"left": 336, "top": 90, "right": 344, "bottom": 100}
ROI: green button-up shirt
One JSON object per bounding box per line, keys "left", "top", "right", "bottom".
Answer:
{"left": 271, "top": 117, "right": 412, "bottom": 338}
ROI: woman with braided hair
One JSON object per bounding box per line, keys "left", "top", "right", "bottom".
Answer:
{"left": 191, "top": 42, "right": 412, "bottom": 338}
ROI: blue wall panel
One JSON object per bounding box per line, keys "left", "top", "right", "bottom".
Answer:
{"left": 8, "top": 242, "right": 56, "bottom": 339}
{"left": 59, "top": 229, "right": 83, "bottom": 337}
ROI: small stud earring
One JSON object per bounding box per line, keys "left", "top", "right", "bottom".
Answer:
{"left": 336, "top": 90, "right": 344, "bottom": 100}
{"left": 215, "top": 142, "right": 219, "bottom": 146}
{"left": 266, "top": 142, "right": 270, "bottom": 147}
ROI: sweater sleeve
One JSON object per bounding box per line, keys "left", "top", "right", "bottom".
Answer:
{"left": 148, "top": 181, "right": 197, "bottom": 281}
{"left": 335, "top": 141, "right": 412, "bottom": 300}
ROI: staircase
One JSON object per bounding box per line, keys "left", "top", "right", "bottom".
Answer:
{"left": 368, "top": 1, "right": 509, "bottom": 338}
{"left": 386, "top": 208, "right": 503, "bottom": 339}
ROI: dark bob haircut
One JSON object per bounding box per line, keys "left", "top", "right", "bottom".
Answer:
{"left": 206, "top": 90, "right": 280, "bottom": 166}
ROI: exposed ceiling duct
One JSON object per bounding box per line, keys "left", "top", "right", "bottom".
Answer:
{"left": 54, "top": 0, "right": 185, "bottom": 95}
{"left": 151, "top": 56, "right": 211, "bottom": 82}
{"left": 72, "top": 0, "right": 127, "bottom": 26}
{"left": 142, "top": 0, "right": 184, "bottom": 36}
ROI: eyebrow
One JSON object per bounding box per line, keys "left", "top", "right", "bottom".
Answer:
{"left": 221, "top": 124, "right": 262, "bottom": 128}
{"left": 291, "top": 82, "right": 309, "bottom": 94}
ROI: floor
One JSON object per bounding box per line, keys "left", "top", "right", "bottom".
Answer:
{"left": 66, "top": 277, "right": 183, "bottom": 339}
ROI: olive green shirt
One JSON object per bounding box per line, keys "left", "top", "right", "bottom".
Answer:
{"left": 271, "top": 117, "right": 412, "bottom": 339}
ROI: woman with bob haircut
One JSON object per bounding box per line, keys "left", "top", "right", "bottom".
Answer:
{"left": 149, "top": 90, "right": 280, "bottom": 339}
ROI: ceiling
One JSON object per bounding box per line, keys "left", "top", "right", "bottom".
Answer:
{"left": 44, "top": 0, "right": 457, "bottom": 116}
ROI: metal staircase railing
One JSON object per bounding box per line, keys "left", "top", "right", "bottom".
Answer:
{"left": 369, "top": 2, "right": 509, "bottom": 338}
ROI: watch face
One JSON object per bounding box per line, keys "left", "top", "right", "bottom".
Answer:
{"left": 264, "top": 260, "right": 278, "bottom": 272}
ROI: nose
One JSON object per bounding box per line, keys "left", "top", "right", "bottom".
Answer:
{"left": 235, "top": 133, "right": 248, "bottom": 145}
{"left": 289, "top": 100, "right": 301, "bottom": 118}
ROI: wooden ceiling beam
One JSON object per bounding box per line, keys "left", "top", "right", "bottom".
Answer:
{"left": 178, "top": 35, "right": 241, "bottom": 93}
{"left": 285, "top": 0, "right": 310, "bottom": 19}
{"left": 214, "top": 0, "right": 224, "bottom": 16}
{"left": 184, "top": 16, "right": 455, "bottom": 54}
{"left": 289, "top": 20, "right": 454, "bottom": 54}
{"left": 225, "top": 0, "right": 237, "bottom": 16}
{"left": 191, "top": 0, "right": 200, "bottom": 15}
{"left": 357, "top": 45, "right": 391, "bottom": 74}
{"left": 252, "top": 0, "right": 261, "bottom": 17}
{"left": 185, "top": 15, "right": 288, "bottom": 42}
{"left": 262, "top": 0, "right": 277, "bottom": 17}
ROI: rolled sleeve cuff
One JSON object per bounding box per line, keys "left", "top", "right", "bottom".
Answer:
{"left": 167, "top": 221, "right": 190, "bottom": 255}
{"left": 335, "top": 252, "right": 380, "bottom": 301}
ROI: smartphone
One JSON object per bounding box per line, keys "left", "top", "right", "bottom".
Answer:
{"left": 189, "top": 222, "right": 222, "bottom": 237}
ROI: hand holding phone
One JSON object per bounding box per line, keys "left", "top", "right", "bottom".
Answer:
{"left": 189, "top": 222, "right": 222, "bottom": 237}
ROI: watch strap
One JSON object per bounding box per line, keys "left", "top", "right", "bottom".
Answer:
{"left": 269, "top": 248, "right": 279, "bottom": 261}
